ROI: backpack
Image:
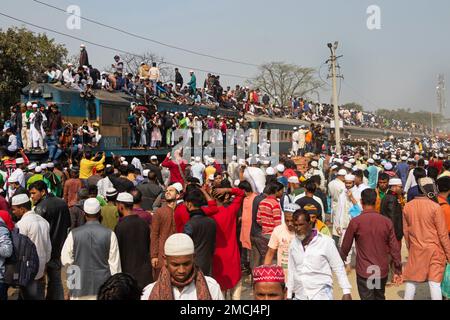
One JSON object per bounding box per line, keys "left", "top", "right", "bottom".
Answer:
{"left": 0, "top": 222, "right": 39, "bottom": 287}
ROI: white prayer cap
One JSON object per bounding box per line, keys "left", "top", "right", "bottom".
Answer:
{"left": 15, "top": 157, "right": 24, "bottom": 164}
{"left": 208, "top": 174, "right": 215, "bottom": 181}
{"left": 120, "top": 157, "right": 126, "bottom": 162}
{"left": 8, "top": 176, "right": 19, "bottom": 183}
{"left": 35, "top": 166, "right": 42, "bottom": 173}
{"left": 195, "top": 156, "right": 201, "bottom": 162}
{"left": 389, "top": 178, "right": 402, "bottom": 186}
{"left": 117, "top": 192, "right": 133, "bottom": 203}
{"left": 189, "top": 70, "right": 194, "bottom": 73}
{"left": 266, "top": 167, "right": 275, "bottom": 175}
{"left": 372, "top": 154, "right": 379, "bottom": 160}
{"left": 384, "top": 163, "right": 393, "bottom": 170}
{"left": 67, "top": 63, "right": 73, "bottom": 67}
{"left": 391, "top": 158, "right": 398, "bottom": 163}
{"left": 122, "top": 161, "right": 129, "bottom": 166}
{"left": 238, "top": 159, "right": 246, "bottom": 166}
{"left": 262, "top": 160, "right": 270, "bottom": 165}
{"left": 288, "top": 176, "right": 299, "bottom": 184}
{"left": 150, "top": 155, "right": 157, "bottom": 160}
{"left": 344, "top": 174, "right": 355, "bottom": 182}
{"left": 367, "top": 158, "right": 375, "bottom": 164}
{"left": 331, "top": 165, "right": 338, "bottom": 170}
{"left": 293, "top": 127, "right": 297, "bottom": 130}
{"left": 142, "top": 169, "right": 150, "bottom": 177}
{"left": 232, "top": 155, "right": 237, "bottom": 161}
{"left": 439, "top": 153, "right": 444, "bottom": 158}
{"left": 26, "top": 102, "right": 32, "bottom": 107}
{"left": 344, "top": 162, "right": 352, "bottom": 169}
{"left": 424, "top": 160, "right": 429, "bottom": 166}
{"left": 11, "top": 194, "right": 30, "bottom": 206}
{"left": 41, "top": 163, "right": 47, "bottom": 169}
{"left": 284, "top": 203, "right": 300, "bottom": 213}
{"left": 336, "top": 159, "right": 344, "bottom": 164}
{"left": 164, "top": 233, "right": 194, "bottom": 256}
{"left": 276, "top": 164, "right": 285, "bottom": 173}
{"left": 84, "top": 198, "right": 101, "bottom": 215}
{"left": 47, "top": 162, "right": 54, "bottom": 168}
{"left": 32, "top": 104, "right": 38, "bottom": 108}
{"left": 352, "top": 166, "right": 358, "bottom": 172}
{"left": 349, "top": 158, "right": 356, "bottom": 164}
{"left": 171, "top": 182, "right": 183, "bottom": 193}
{"left": 234, "top": 179, "right": 241, "bottom": 187}
{"left": 337, "top": 169, "right": 347, "bottom": 176}
{"left": 311, "top": 161, "right": 318, "bottom": 168}
{"left": 80, "top": 43, "right": 86, "bottom": 48}
{"left": 28, "top": 163, "right": 37, "bottom": 170}
{"left": 106, "top": 188, "right": 118, "bottom": 197}
{"left": 401, "top": 156, "right": 408, "bottom": 161}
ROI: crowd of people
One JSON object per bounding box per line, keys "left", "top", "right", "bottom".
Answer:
{"left": 0, "top": 130, "right": 449, "bottom": 301}
{"left": 39, "top": 44, "right": 434, "bottom": 137}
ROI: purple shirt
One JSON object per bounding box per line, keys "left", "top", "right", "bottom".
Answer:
{"left": 132, "top": 207, "right": 152, "bottom": 226}
{"left": 340, "top": 209, "right": 402, "bottom": 278}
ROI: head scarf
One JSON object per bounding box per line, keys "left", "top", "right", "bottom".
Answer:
{"left": 149, "top": 265, "right": 211, "bottom": 300}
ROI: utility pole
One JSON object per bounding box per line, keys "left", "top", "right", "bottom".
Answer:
{"left": 437, "top": 74, "right": 446, "bottom": 116}
{"left": 327, "top": 42, "right": 343, "bottom": 154}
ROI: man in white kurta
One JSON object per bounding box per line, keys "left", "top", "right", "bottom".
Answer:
{"left": 12, "top": 194, "right": 52, "bottom": 300}
{"left": 287, "top": 212, "right": 352, "bottom": 300}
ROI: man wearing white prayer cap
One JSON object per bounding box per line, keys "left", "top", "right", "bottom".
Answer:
{"left": 61, "top": 197, "right": 121, "bottom": 300}
{"left": 11, "top": 193, "right": 51, "bottom": 299}
{"left": 227, "top": 155, "right": 239, "bottom": 185}
{"left": 381, "top": 178, "right": 404, "bottom": 247}
{"left": 335, "top": 172, "right": 359, "bottom": 271}
{"left": 141, "top": 233, "right": 224, "bottom": 300}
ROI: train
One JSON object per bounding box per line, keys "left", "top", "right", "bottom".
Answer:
{"left": 21, "top": 83, "right": 424, "bottom": 159}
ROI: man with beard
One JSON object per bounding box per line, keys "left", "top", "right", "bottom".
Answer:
{"left": 114, "top": 192, "right": 153, "bottom": 289}
{"left": 151, "top": 183, "right": 182, "bottom": 279}
{"left": 142, "top": 233, "right": 223, "bottom": 300}
{"left": 335, "top": 174, "right": 361, "bottom": 272}
{"left": 287, "top": 209, "right": 352, "bottom": 300}
{"left": 29, "top": 180, "right": 70, "bottom": 300}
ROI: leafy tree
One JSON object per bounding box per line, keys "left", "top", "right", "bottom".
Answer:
{"left": 248, "top": 62, "right": 322, "bottom": 107}
{"left": 0, "top": 27, "right": 67, "bottom": 110}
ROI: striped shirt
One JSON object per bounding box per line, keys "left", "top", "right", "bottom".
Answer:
{"left": 256, "top": 195, "right": 282, "bottom": 235}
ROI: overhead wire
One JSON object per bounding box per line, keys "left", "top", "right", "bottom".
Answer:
{"left": 32, "top": 0, "right": 260, "bottom": 67}
{"left": 0, "top": 11, "right": 252, "bottom": 79}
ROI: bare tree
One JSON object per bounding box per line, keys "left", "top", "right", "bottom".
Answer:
{"left": 108, "top": 52, "right": 173, "bottom": 82}
{"left": 248, "top": 62, "right": 323, "bottom": 107}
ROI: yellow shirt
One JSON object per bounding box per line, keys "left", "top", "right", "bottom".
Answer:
{"left": 204, "top": 166, "right": 216, "bottom": 180}
{"left": 79, "top": 154, "right": 105, "bottom": 179}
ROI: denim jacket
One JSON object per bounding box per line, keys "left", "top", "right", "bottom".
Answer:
{"left": 0, "top": 218, "right": 13, "bottom": 281}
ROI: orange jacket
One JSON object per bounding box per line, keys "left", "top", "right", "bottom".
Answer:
{"left": 438, "top": 196, "right": 450, "bottom": 233}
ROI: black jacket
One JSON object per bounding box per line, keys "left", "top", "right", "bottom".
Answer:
{"left": 183, "top": 209, "right": 216, "bottom": 276}
{"left": 34, "top": 194, "right": 71, "bottom": 260}
{"left": 175, "top": 71, "right": 183, "bottom": 87}
{"left": 380, "top": 192, "right": 403, "bottom": 241}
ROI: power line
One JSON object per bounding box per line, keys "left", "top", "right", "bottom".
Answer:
{"left": 0, "top": 11, "right": 252, "bottom": 79}
{"left": 32, "top": 0, "right": 260, "bottom": 67}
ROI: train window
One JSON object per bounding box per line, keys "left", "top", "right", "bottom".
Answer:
{"left": 102, "top": 104, "right": 128, "bottom": 125}
{"left": 87, "top": 100, "right": 96, "bottom": 120}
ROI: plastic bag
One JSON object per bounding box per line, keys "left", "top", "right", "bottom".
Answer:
{"left": 442, "top": 263, "right": 450, "bottom": 299}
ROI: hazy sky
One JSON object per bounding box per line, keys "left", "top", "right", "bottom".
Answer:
{"left": 1, "top": 0, "right": 450, "bottom": 116}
